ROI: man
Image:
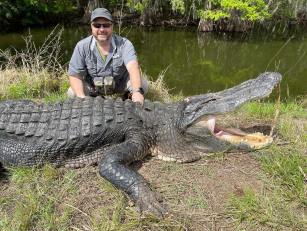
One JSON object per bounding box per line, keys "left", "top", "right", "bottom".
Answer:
{"left": 68, "top": 8, "right": 147, "bottom": 104}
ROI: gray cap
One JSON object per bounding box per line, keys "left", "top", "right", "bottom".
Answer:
{"left": 91, "top": 8, "right": 113, "bottom": 22}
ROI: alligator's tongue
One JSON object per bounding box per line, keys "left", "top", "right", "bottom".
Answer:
{"left": 207, "top": 117, "right": 230, "bottom": 137}
{"left": 207, "top": 116, "right": 241, "bottom": 136}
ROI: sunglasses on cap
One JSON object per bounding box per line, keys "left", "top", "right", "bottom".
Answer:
{"left": 92, "top": 23, "right": 112, "bottom": 29}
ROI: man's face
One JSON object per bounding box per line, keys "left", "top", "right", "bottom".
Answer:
{"left": 91, "top": 18, "right": 113, "bottom": 43}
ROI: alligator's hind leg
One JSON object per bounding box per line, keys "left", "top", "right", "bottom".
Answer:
{"left": 98, "top": 128, "right": 166, "bottom": 218}
{"left": 64, "top": 146, "right": 111, "bottom": 168}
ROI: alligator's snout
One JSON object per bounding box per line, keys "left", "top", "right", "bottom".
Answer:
{"left": 181, "top": 72, "right": 282, "bottom": 128}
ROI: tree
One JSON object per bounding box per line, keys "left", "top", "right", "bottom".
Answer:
{"left": 198, "top": 0, "right": 271, "bottom": 31}
{"left": 123, "top": 0, "right": 271, "bottom": 31}
{"left": 0, "top": 0, "right": 76, "bottom": 31}
{"left": 82, "top": 0, "right": 105, "bottom": 23}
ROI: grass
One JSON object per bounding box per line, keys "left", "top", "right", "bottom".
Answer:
{"left": 1, "top": 166, "right": 190, "bottom": 231}
{"left": 1, "top": 28, "right": 307, "bottom": 230}
{"left": 226, "top": 98, "right": 307, "bottom": 230}
{"left": 228, "top": 187, "right": 306, "bottom": 230}
{"left": 0, "top": 166, "right": 77, "bottom": 231}
{"left": 240, "top": 101, "right": 306, "bottom": 119}
{"left": 261, "top": 147, "right": 306, "bottom": 202}
{"left": 185, "top": 185, "right": 208, "bottom": 209}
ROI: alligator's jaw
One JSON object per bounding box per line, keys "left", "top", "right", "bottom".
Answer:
{"left": 152, "top": 120, "right": 273, "bottom": 163}
{"left": 218, "top": 132, "right": 273, "bottom": 149}
{"left": 181, "top": 72, "right": 282, "bottom": 128}
{"left": 206, "top": 117, "right": 273, "bottom": 150}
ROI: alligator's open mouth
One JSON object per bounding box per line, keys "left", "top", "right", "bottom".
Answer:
{"left": 204, "top": 116, "right": 273, "bottom": 150}
{"left": 152, "top": 116, "right": 273, "bottom": 164}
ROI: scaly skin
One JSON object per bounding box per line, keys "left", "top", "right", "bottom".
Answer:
{"left": 0, "top": 72, "right": 282, "bottom": 217}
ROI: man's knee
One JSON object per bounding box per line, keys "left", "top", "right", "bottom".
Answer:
{"left": 141, "top": 78, "right": 149, "bottom": 94}
{"left": 125, "top": 77, "right": 149, "bottom": 95}
{"left": 67, "top": 83, "right": 91, "bottom": 98}
{"left": 67, "top": 87, "right": 76, "bottom": 98}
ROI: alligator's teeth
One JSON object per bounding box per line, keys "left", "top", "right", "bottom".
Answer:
{"left": 158, "top": 155, "right": 176, "bottom": 162}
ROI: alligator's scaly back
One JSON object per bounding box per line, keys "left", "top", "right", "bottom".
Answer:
{"left": 0, "top": 97, "right": 145, "bottom": 167}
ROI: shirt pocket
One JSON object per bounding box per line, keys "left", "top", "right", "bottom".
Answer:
{"left": 85, "top": 56, "right": 97, "bottom": 79}
{"left": 112, "top": 56, "right": 125, "bottom": 80}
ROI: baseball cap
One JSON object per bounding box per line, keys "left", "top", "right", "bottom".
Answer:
{"left": 91, "top": 8, "right": 113, "bottom": 22}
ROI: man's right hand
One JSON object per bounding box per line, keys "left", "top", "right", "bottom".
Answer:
{"left": 131, "top": 91, "right": 144, "bottom": 105}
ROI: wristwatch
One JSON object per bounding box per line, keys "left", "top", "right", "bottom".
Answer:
{"left": 131, "top": 87, "right": 145, "bottom": 95}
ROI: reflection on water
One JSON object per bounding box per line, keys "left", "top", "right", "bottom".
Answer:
{"left": 0, "top": 25, "right": 306, "bottom": 99}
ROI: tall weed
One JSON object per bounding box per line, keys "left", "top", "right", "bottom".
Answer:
{"left": 0, "top": 26, "right": 68, "bottom": 100}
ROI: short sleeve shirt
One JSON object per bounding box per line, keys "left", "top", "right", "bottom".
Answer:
{"left": 68, "top": 34, "right": 137, "bottom": 91}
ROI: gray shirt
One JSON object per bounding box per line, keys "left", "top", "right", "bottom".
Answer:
{"left": 68, "top": 34, "right": 137, "bottom": 92}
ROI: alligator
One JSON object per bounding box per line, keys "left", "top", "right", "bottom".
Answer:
{"left": 0, "top": 72, "right": 282, "bottom": 217}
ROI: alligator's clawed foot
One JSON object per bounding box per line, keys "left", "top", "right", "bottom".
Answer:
{"left": 135, "top": 186, "right": 167, "bottom": 218}
{"left": 136, "top": 196, "right": 167, "bottom": 219}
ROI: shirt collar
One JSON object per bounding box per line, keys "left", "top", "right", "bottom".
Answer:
{"left": 90, "top": 36, "right": 96, "bottom": 51}
{"left": 110, "top": 35, "right": 117, "bottom": 54}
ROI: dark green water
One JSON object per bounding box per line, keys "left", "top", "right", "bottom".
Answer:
{"left": 1, "top": 26, "right": 306, "bottom": 99}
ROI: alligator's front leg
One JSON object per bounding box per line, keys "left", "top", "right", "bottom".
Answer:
{"left": 98, "top": 128, "right": 166, "bottom": 217}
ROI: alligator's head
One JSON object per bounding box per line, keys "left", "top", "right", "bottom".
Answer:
{"left": 151, "top": 72, "right": 282, "bottom": 163}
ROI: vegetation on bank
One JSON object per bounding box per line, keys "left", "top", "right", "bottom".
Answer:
{"left": 0, "top": 27, "right": 69, "bottom": 102}
{"left": 1, "top": 0, "right": 307, "bottom": 32}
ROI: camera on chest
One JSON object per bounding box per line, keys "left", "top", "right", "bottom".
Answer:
{"left": 92, "top": 76, "right": 115, "bottom": 96}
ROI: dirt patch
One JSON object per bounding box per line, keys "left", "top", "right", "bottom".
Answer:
{"left": 139, "top": 152, "right": 264, "bottom": 230}
{"left": 53, "top": 152, "right": 265, "bottom": 230}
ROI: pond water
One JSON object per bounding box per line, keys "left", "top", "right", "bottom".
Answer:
{"left": 0, "top": 25, "right": 306, "bottom": 99}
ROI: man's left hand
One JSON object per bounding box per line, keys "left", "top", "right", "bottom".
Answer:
{"left": 131, "top": 92, "right": 144, "bottom": 104}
